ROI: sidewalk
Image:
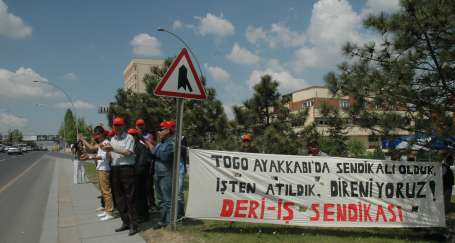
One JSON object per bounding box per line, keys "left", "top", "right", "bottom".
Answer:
{"left": 40, "top": 155, "right": 146, "bottom": 243}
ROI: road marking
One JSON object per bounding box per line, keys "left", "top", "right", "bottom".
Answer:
{"left": 0, "top": 155, "right": 47, "bottom": 194}
{"left": 0, "top": 159, "right": 5, "bottom": 162}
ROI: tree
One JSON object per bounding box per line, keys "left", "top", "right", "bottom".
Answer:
{"left": 59, "top": 109, "right": 77, "bottom": 144}
{"left": 325, "top": 0, "right": 455, "bottom": 137}
{"left": 347, "top": 140, "right": 367, "bottom": 158}
{"left": 59, "top": 109, "right": 92, "bottom": 144}
{"left": 7, "top": 129, "right": 22, "bottom": 144}
{"left": 319, "top": 103, "right": 348, "bottom": 157}
{"left": 233, "top": 75, "right": 308, "bottom": 154}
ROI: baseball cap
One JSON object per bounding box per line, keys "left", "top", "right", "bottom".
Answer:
{"left": 241, "top": 133, "right": 252, "bottom": 142}
{"left": 160, "top": 120, "right": 176, "bottom": 129}
{"left": 135, "top": 118, "right": 145, "bottom": 126}
{"left": 113, "top": 117, "right": 125, "bottom": 126}
{"left": 127, "top": 128, "right": 139, "bottom": 135}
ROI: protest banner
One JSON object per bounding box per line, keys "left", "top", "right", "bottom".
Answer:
{"left": 185, "top": 149, "right": 446, "bottom": 227}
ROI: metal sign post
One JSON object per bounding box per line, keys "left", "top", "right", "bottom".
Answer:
{"left": 170, "top": 98, "right": 184, "bottom": 231}
{"left": 153, "top": 47, "right": 207, "bottom": 231}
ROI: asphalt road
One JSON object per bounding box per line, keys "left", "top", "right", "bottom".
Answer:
{"left": 0, "top": 151, "right": 54, "bottom": 243}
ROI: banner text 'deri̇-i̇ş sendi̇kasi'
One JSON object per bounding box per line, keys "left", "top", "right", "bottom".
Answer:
{"left": 185, "top": 149, "right": 445, "bottom": 227}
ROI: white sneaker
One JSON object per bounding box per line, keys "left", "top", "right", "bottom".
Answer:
{"left": 96, "top": 207, "right": 105, "bottom": 211}
{"left": 100, "top": 214, "right": 115, "bottom": 221}
{"left": 97, "top": 212, "right": 106, "bottom": 217}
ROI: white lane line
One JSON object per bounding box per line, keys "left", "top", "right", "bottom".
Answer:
{"left": 0, "top": 155, "right": 46, "bottom": 194}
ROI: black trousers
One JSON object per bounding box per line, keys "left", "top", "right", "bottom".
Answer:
{"left": 136, "top": 170, "right": 150, "bottom": 220}
{"left": 112, "top": 166, "right": 138, "bottom": 227}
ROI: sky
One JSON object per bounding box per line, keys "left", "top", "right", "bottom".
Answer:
{"left": 0, "top": 0, "right": 401, "bottom": 135}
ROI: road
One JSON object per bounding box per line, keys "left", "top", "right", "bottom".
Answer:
{"left": 0, "top": 151, "right": 54, "bottom": 243}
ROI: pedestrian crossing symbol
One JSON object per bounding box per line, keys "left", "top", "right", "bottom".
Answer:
{"left": 154, "top": 48, "right": 207, "bottom": 100}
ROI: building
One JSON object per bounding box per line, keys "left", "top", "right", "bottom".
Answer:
{"left": 286, "top": 86, "right": 410, "bottom": 149}
{"left": 123, "top": 59, "right": 165, "bottom": 93}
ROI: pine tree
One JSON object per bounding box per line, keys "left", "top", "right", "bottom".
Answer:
{"left": 325, "top": 0, "right": 455, "bottom": 137}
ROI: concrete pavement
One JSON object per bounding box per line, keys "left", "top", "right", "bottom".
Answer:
{"left": 40, "top": 154, "right": 146, "bottom": 243}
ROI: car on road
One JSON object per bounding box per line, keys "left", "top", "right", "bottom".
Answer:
{"left": 7, "top": 146, "right": 22, "bottom": 155}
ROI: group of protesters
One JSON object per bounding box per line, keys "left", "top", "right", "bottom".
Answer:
{"left": 76, "top": 117, "right": 186, "bottom": 236}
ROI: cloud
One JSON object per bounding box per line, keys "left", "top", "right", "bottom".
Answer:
{"left": 172, "top": 20, "right": 183, "bottom": 30}
{"left": 55, "top": 99, "right": 95, "bottom": 110}
{"left": 247, "top": 61, "right": 305, "bottom": 94}
{"left": 245, "top": 26, "right": 267, "bottom": 45}
{"left": 362, "top": 0, "right": 401, "bottom": 17}
{"left": 196, "top": 13, "right": 234, "bottom": 38}
{"left": 245, "top": 23, "right": 305, "bottom": 48}
{"left": 0, "top": 112, "right": 27, "bottom": 128}
{"left": 204, "top": 63, "right": 230, "bottom": 82}
{"left": 292, "top": 0, "right": 375, "bottom": 73}
{"left": 0, "top": 67, "right": 60, "bottom": 98}
{"left": 226, "top": 43, "right": 259, "bottom": 65}
{"left": 130, "top": 33, "right": 162, "bottom": 57}
{"left": 0, "top": 0, "right": 32, "bottom": 39}
{"left": 63, "top": 72, "right": 78, "bottom": 81}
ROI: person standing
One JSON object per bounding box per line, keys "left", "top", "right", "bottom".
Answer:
{"left": 102, "top": 117, "right": 138, "bottom": 236}
{"left": 239, "top": 133, "right": 258, "bottom": 153}
{"left": 80, "top": 126, "right": 115, "bottom": 221}
{"left": 128, "top": 127, "right": 152, "bottom": 222}
{"left": 151, "top": 120, "right": 177, "bottom": 229}
{"left": 135, "top": 118, "right": 157, "bottom": 212}
{"left": 443, "top": 154, "right": 454, "bottom": 215}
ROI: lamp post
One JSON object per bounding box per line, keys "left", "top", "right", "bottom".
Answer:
{"left": 32, "top": 80, "right": 79, "bottom": 149}
{"left": 157, "top": 27, "right": 204, "bottom": 80}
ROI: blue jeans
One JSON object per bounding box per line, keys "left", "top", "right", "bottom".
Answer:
{"left": 178, "top": 162, "right": 186, "bottom": 218}
{"left": 154, "top": 174, "right": 172, "bottom": 225}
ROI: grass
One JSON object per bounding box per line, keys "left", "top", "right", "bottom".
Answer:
{"left": 141, "top": 177, "right": 455, "bottom": 243}
{"left": 81, "top": 165, "right": 455, "bottom": 243}
{"left": 83, "top": 162, "right": 97, "bottom": 183}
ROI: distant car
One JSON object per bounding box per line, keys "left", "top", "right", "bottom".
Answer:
{"left": 26, "top": 146, "right": 32, "bottom": 152}
{"left": 7, "top": 146, "right": 22, "bottom": 155}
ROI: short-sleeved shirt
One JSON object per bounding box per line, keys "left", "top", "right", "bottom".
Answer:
{"left": 96, "top": 139, "right": 111, "bottom": 171}
{"left": 110, "top": 132, "right": 135, "bottom": 166}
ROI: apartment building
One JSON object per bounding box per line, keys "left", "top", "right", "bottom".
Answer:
{"left": 123, "top": 59, "right": 165, "bottom": 93}
{"left": 286, "top": 86, "right": 410, "bottom": 149}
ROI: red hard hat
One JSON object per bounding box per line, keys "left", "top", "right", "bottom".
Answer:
{"left": 135, "top": 118, "right": 145, "bottom": 126}
{"left": 113, "top": 117, "right": 125, "bottom": 126}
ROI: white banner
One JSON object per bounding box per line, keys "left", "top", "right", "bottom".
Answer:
{"left": 186, "top": 149, "right": 445, "bottom": 227}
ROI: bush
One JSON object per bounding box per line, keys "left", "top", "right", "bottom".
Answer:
{"left": 347, "top": 140, "right": 366, "bottom": 158}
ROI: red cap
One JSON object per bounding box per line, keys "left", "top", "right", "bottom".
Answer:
{"left": 113, "top": 117, "right": 125, "bottom": 126}
{"left": 107, "top": 129, "right": 115, "bottom": 137}
{"left": 241, "top": 133, "right": 252, "bottom": 142}
{"left": 160, "top": 120, "right": 176, "bottom": 129}
{"left": 128, "top": 128, "right": 139, "bottom": 135}
{"left": 135, "top": 119, "right": 145, "bottom": 126}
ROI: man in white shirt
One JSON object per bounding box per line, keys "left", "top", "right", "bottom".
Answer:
{"left": 102, "top": 117, "right": 138, "bottom": 236}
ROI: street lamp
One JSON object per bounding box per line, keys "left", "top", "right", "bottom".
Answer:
{"left": 157, "top": 27, "right": 204, "bottom": 80}
{"left": 32, "top": 80, "right": 79, "bottom": 149}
